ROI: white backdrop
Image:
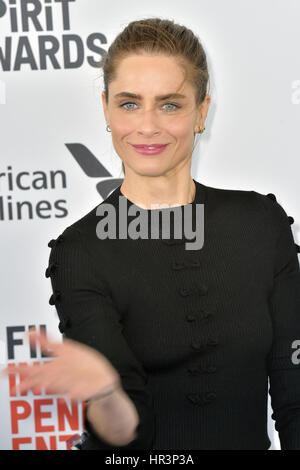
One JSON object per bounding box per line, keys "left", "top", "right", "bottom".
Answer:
{"left": 0, "top": 0, "right": 299, "bottom": 450}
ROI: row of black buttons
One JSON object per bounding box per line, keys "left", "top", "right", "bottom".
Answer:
{"left": 163, "top": 240, "right": 218, "bottom": 407}
{"left": 47, "top": 236, "right": 70, "bottom": 334}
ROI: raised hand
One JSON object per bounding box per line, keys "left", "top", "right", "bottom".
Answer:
{"left": 0, "top": 330, "right": 121, "bottom": 402}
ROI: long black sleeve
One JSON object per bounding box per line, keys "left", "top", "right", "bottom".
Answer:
{"left": 260, "top": 194, "right": 300, "bottom": 449}
{"left": 47, "top": 225, "right": 155, "bottom": 450}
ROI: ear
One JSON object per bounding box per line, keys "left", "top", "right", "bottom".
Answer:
{"left": 196, "top": 94, "right": 211, "bottom": 128}
{"left": 101, "top": 91, "right": 109, "bottom": 124}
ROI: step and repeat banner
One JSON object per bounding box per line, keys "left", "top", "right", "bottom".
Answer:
{"left": 0, "top": 0, "right": 299, "bottom": 450}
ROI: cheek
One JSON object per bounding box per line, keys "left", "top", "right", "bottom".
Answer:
{"left": 114, "top": 122, "right": 133, "bottom": 137}
{"left": 167, "top": 117, "right": 194, "bottom": 140}
{"left": 110, "top": 111, "right": 134, "bottom": 136}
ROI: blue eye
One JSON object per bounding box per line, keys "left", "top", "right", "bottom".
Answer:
{"left": 121, "top": 102, "right": 136, "bottom": 111}
{"left": 163, "top": 103, "right": 178, "bottom": 111}
{"left": 119, "top": 102, "right": 180, "bottom": 111}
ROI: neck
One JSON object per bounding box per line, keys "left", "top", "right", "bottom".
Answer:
{"left": 120, "top": 176, "right": 196, "bottom": 210}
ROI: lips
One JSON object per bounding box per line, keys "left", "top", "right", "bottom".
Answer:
{"left": 132, "top": 144, "right": 168, "bottom": 148}
{"left": 131, "top": 144, "right": 169, "bottom": 155}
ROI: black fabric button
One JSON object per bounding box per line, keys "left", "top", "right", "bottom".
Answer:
{"left": 186, "top": 393, "right": 200, "bottom": 404}
{"left": 207, "top": 336, "right": 219, "bottom": 346}
{"left": 191, "top": 336, "right": 218, "bottom": 350}
{"left": 186, "top": 314, "right": 196, "bottom": 322}
{"left": 266, "top": 193, "right": 277, "bottom": 202}
{"left": 179, "top": 284, "right": 208, "bottom": 297}
{"left": 205, "top": 365, "right": 217, "bottom": 373}
{"left": 191, "top": 340, "right": 205, "bottom": 351}
{"left": 45, "top": 262, "right": 58, "bottom": 278}
{"left": 288, "top": 216, "right": 294, "bottom": 225}
{"left": 199, "top": 310, "right": 213, "bottom": 321}
{"left": 186, "top": 391, "right": 216, "bottom": 405}
{"left": 186, "top": 309, "right": 212, "bottom": 322}
{"left": 48, "top": 235, "right": 64, "bottom": 248}
{"left": 58, "top": 320, "right": 65, "bottom": 333}
{"left": 180, "top": 287, "right": 191, "bottom": 297}
{"left": 204, "top": 391, "right": 217, "bottom": 402}
{"left": 49, "top": 291, "right": 61, "bottom": 305}
{"left": 58, "top": 317, "right": 71, "bottom": 333}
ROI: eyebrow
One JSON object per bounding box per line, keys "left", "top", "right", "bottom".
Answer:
{"left": 114, "top": 92, "right": 187, "bottom": 101}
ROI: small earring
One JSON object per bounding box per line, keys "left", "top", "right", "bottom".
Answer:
{"left": 197, "top": 125, "right": 205, "bottom": 134}
{"left": 106, "top": 124, "right": 111, "bottom": 132}
{"left": 194, "top": 126, "right": 203, "bottom": 134}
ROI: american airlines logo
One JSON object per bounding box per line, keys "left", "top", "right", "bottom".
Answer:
{"left": 0, "top": 145, "right": 121, "bottom": 221}
{"left": 65, "top": 143, "right": 123, "bottom": 199}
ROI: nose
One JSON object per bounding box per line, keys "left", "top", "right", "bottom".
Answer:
{"left": 136, "top": 107, "right": 161, "bottom": 135}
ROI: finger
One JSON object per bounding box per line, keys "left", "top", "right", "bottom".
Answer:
{"left": 24, "top": 330, "right": 52, "bottom": 350}
{"left": 17, "top": 367, "right": 53, "bottom": 393}
{"left": 21, "top": 362, "right": 74, "bottom": 396}
{"left": 0, "top": 364, "right": 44, "bottom": 376}
{"left": 23, "top": 331, "right": 62, "bottom": 355}
{"left": 1, "top": 360, "right": 54, "bottom": 378}
{"left": 0, "top": 366, "right": 31, "bottom": 377}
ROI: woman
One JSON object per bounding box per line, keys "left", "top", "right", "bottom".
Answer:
{"left": 2, "top": 17, "right": 300, "bottom": 450}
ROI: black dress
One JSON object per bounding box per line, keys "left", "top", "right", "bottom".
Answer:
{"left": 46, "top": 179, "right": 300, "bottom": 450}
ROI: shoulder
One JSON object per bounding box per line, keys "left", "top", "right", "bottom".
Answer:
{"left": 48, "top": 183, "right": 122, "bottom": 248}
{"left": 250, "top": 189, "right": 295, "bottom": 234}
{"left": 46, "top": 193, "right": 117, "bottom": 293}
{"left": 202, "top": 181, "right": 291, "bottom": 221}
{"left": 202, "top": 180, "right": 272, "bottom": 209}
{"left": 197, "top": 181, "right": 296, "bottom": 243}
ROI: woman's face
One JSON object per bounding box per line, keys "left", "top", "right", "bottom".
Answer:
{"left": 102, "top": 54, "right": 210, "bottom": 177}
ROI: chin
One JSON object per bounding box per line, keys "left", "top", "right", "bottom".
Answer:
{"left": 125, "top": 160, "right": 168, "bottom": 177}
{"left": 134, "top": 167, "right": 170, "bottom": 178}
